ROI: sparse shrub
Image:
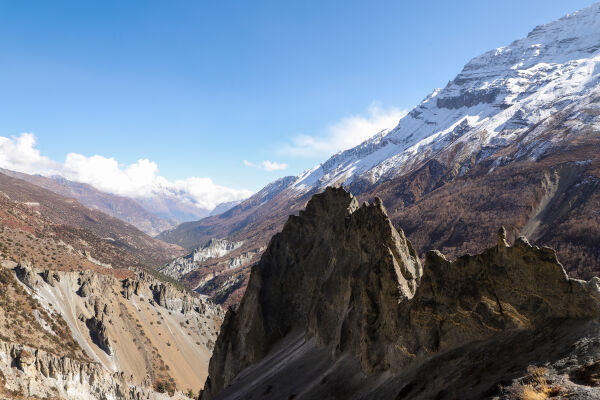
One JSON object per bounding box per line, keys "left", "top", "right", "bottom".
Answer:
{"left": 507, "top": 365, "right": 565, "bottom": 400}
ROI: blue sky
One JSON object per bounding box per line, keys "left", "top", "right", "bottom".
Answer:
{"left": 0, "top": 0, "right": 595, "bottom": 196}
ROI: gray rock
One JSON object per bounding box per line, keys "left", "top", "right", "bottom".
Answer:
{"left": 201, "top": 187, "right": 600, "bottom": 400}
{"left": 14, "top": 260, "right": 40, "bottom": 289}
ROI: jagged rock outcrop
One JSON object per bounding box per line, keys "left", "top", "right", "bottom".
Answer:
{"left": 14, "top": 260, "right": 40, "bottom": 289}
{"left": 403, "top": 235, "right": 600, "bottom": 359}
{"left": 41, "top": 269, "right": 60, "bottom": 286}
{"left": 82, "top": 299, "right": 113, "bottom": 355}
{"left": 151, "top": 282, "right": 170, "bottom": 307}
{"left": 142, "top": 274, "right": 216, "bottom": 315}
{"left": 202, "top": 187, "right": 423, "bottom": 397}
{"left": 85, "top": 316, "right": 112, "bottom": 355}
{"left": 201, "top": 187, "right": 600, "bottom": 400}
{"left": 0, "top": 340, "right": 156, "bottom": 399}
{"left": 122, "top": 277, "right": 140, "bottom": 299}
{"left": 76, "top": 271, "right": 114, "bottom": 298}
{"left": 227, "top": 248, "right": 263, "bottom": 270}
{"left": 159, "top": 238, "right": 244, "bottom": 280}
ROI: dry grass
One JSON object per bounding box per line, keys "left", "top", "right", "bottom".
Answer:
{"left": 511, "top": 366, "right": 563, "bottom": 400}
{"left": 520, "top": 385, "right": 547, "bottom": 400}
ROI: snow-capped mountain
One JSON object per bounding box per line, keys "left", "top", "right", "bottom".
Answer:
{"left": 161, "top": 3, "right": 600, "bottom": 307}
{"left": 290, "top": 2, "right": 600, "bottom": 191}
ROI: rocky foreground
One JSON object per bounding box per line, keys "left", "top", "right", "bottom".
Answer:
{"left": 201, "top": 187, "right": 600, "bottom": 400}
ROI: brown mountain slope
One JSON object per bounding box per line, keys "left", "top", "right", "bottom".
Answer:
{"left": 158, "top": 133, "right": 599, "bottom": 307}
{"left": 0, "top": 168, "right": 176, "bottom": 236}
{"left": 0, "top": 172, "right": 184, "bottom": 268}
{"left": 373, "top": 137, "right": 600, "bottom": 279}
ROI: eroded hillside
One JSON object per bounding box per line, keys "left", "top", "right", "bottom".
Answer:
{"left": 0, "top": 257, "right": 222, "bottom": 399}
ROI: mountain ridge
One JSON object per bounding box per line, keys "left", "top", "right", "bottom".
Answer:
{"left": 157, "top": 3, "right": 600, "bottom": 307}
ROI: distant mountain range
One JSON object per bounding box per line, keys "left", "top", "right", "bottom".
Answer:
{"left": 0, "top": 168, "right": 240, "bottom": 236}
{"left": 158, "top": 3, "right": 600, "bottom": 306}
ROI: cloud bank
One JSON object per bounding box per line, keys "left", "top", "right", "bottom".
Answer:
{"left": 0, "top": 133, "right": 251, "bottom": 211}
{"left": 243, "top": 159, "right": 288, "bottom": 171}
{"left": 280, "top": 104, "right": 406, "bottom": 157}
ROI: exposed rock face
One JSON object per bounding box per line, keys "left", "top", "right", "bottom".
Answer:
{"left": 159, "top": 238, "right": 244, "bottom": 280}
{"left": 227, "top": 248, "right": 262, "bottom": 270}
{"left": 0, "top": 340, "right": 156, "bottom": 399}
{"left": 84, "top": 299, "right": 113, "bottom": 355}
{"left": 14, "top": 260, "right": 40, "bottom": 289}
{"left": 151, "top": 282, "right": 170, "bottom": 307}
{"left": 202, "top": 187, "right": 422, "bottom": 396}
{"left": 201, "top": 187, "right": 600, "bottom": 400}
{"left": 406, "top": 237, "right": 600, "bottom": 358}
{"left": 41, "top": 269, "right": 60, "bottom": 286}
{"left": 122, "top": 277, "right": 140, "bottom": 299}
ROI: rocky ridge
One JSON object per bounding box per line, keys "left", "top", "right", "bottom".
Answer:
{"left": 201, "top": 188, "right": 600, "bottom": 400}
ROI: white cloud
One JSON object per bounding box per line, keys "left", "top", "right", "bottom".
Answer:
{"left": 280, "top": 103, "right": 407, "bottom": 157}
{"left": 0, "top": 133, "right": 251, "bottom": 211}
{"left": 243, "top": 159, "right": 288, "bottom": 171}
{"left": 0, "top": 133, "right": 61, "bottom": 174}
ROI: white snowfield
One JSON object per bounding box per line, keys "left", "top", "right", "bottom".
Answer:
{"left": 291, "top": 3, "right": 600, "bottom": 192}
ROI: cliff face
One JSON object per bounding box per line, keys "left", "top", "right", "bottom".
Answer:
{"left": 404, "top": 234, "right": 600, "bottom": 359}
{"left": 201, "top": 187, "right": 600, "bottom": 400}
{"left": 202, "top": 188, "right": 422, "bottom": 395}
{"left": 0, "top": 340, "right": 154, "bottom": 400}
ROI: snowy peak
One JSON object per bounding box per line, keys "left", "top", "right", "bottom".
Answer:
{"left": 440, "top": 2, "right": 600, "bottom": 108}
{"left": 468, "top": 3, "right": 600, "bottom": 70}
{"left": 525, "top": 2, "right": 600, "bottom": 58}
{"left": 292, "top": 2, "right": 600, "bottom": 192}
